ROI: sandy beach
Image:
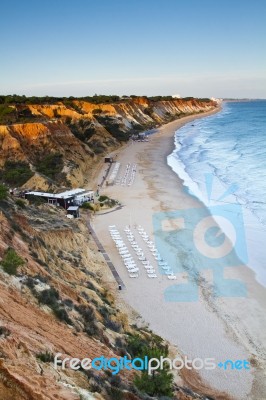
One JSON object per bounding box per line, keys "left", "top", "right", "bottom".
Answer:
{"left": 91, "top": 110, "right": 266, "bottom": 400}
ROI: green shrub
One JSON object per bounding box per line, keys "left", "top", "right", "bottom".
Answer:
{"left": 0, "top": 104, "right": 14, "bottom": 123}
{"left": 53, "top": 306, "right": 72, "bottom": 325}
{"left": 0, "top": 184, "right": 8, "bottom": 201}
{"left": 126, "top": 333, "right": 174, "bottom": 397}
{"left": 134, "top": 369, "right": 174, "bottom": 397}
{"left": 27, "top": 194, "right": 46, "bottom": 205}
{"left": 37, "top": 287, "right": 72, "bottom": 325}
{"left": 81, "top": 202, "right": 94, "bottom": 210}
{"left": 1, "top": 248, "right": 24, "bottom": 275}
{"left": 105, "top": 318, "right": 122, "bottom": 333}
{"left": 76, "top": 304, "right": 96, "bottom": 323}
{"left": 1, "top": 161, "right": 33, "bottom": 186}
{"left": 85, "top": 323, "right": 100, "bottom": 337}
{"left": 107, "top": 387, "right": 124, "bottom": 400}
{"left": 15, "top": 199, "right": 26, "bottom": 208}
{"left": 36, "top": 350, "right": 54, "bottom": 363}
{"left": 37, "top": 287, "right": 59, "bottom": 307}
{"left": 98, "top": 195, "right": 108, "bottom": 202}
{"left": 36, "top": 153, "right": 63, "bottom": 180}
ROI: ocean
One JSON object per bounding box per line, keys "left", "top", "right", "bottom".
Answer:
{"left": 167, "top": 101, "right": 266, "bottom": 287}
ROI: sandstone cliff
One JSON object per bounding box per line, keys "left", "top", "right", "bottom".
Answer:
{"left": 0, "top": 98, "right": 217, "bottom": 190}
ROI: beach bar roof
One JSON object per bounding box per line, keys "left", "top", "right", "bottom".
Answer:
{"left": 25, "top": 188, "right": 86, "bottom": 199}
{"left": 25, "top": 188, "right": 89, "bottom": 209}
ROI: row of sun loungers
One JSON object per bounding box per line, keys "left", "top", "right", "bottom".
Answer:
{"left": 116, "top": 163, "right": 137, "bottom": 187}
{"left": 108, "top": 224, "right": 176, "bottom": 280}
{"left": 108, "top": 225, "right": 139, "bottom": 278}
{"left": 137, "top": 225, "right": 177, "bottom": 279}
{"left": 124, "top": 226, "right": 157, "bottom": 278}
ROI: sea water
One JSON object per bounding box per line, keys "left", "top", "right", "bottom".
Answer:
{"left": 167, "top": 101, "right": 266, "bottom": 287}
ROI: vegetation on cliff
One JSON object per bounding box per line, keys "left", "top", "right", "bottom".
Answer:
{"left": 0, "top": 194, "right": 215, "bottom": 400}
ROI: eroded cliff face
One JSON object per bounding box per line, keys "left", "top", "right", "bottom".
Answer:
{"left": 0, "top": 200, "right": 135, "bottom": 400}
{"left": 0, "top": 198, "right": 228, "bottom": 400}
{"left": 0, "top": 98, "right": 217, "bottom": 190}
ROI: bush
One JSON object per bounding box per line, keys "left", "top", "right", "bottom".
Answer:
{"left": 36, "top": 153, "right": 63, "bottom": 180}
{"left": 126, "top": 333, "right": 174, "bottom": 398}
{"left": 15, "top": 199, "right": 26, "bottom": 208}
{"left": 27, "top": 194, "right": 46, "bottom": 205}
{"left": 38, "top": 287, "right": 59, "bottom": 307}
{"left": 36, "top": 350, "right": 54, "bottom": 363}
{"left": 0, "top": 104, "right": 14, "bottom": 123}
{"left": 0, "top": 326, "right": 11, "bottom": 338}
{"left": 98, "top": 195, "right": 108, "bottom": 202}
{"left": 134, "top": 370, "right": 173, "bottom": 398}
{"left": 85, "top": 323, "right": 100, "bottom": 337}
{"left": 81, "top": 202, "right": 94, "bottom": 211}
{"left": 25, "top": 276, "right": 35, "bottom": 289}
{"left": 0, "top": 184, "right": 8, "bottom": 201}
{"left": 1, "top": 161, "right": 33, "bottom": 186}
{"left": 1, "top": 248, "right": 24, "bottom": 275}
{"left": 105, "top": 317, "right": 122, "bottom": 333}
{"left": 53, "top": 306, "right": 72, "bottom": 325}
{"left": 107, "top": 387, "right": 124, "bottom": 400}
{"left": 76, "top": 304, "right": 96, "bottom": 323}
{"left": 37, "top": 287, "right": 72, "bottom": 324}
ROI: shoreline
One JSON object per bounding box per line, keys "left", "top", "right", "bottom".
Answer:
{"left": 92, "top": 107, "right": 266, "bottom": 400}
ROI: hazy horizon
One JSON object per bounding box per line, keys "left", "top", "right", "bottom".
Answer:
{"left": 1, "top": 0, "right": 265, "bottom": 99}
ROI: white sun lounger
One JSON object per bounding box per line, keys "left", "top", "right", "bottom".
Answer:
{"left": 127, "top": 267, "right": 139, "bottom": 272}
{"left": 129, "top": 273, "right": 139, "bottom": 278}
{"left": 167, "top": 275, "right": 177, "bottom": 280}
{"left": 147, "top": 274, "right": 157, "bottom": 278}
{"left": 125, "top": 263, "right": 136, "bottom": 268}
{"left": 138, "top": 257, "right": 146, "bottom": 261}
{"left": 124, "top": 259, "right": 135, "bottom": 263}
{"left": 121, "top": 254, "right": 131, "bottom": 259}
{"left": 124, "top": 258, "right": 135, "bottom": 262}
{"left": 142, "top": 261, "right": 149, "bottom": 265}
{"left": 123, "top": 257, "right": 133, "bottom": 262}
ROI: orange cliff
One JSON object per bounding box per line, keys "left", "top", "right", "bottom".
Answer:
{"left": 0, "top": 97, "right": 218, "bottom": 190}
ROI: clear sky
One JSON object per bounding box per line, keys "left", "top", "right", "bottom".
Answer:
{"left": 1, "top": 0, "right": 265, "bottom": 98}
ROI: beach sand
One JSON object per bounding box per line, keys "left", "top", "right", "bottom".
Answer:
{"left": 91, "top": 110, "right": 266, "bottom": 400}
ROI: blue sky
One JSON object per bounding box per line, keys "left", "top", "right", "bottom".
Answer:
{"left": 1, "top": 0, "right": 265, "bottom": 98}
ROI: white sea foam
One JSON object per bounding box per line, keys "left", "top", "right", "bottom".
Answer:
{"left": 167, "top": 101, "right": 266, "bottom": 287}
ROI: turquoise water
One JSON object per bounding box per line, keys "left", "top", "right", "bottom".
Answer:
{"left": 167, "top": 101, "right": 266, "bottom": 286}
